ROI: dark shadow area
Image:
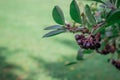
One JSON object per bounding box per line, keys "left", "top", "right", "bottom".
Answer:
{"left": 0, "top": 47, "right": 23, "bottom": 80}
{"left": 30, "top": 56, "right": 73, "bottom": 80}
{"left": 54, "top": 38, "right": 79, "bottom": 50}
{"left": 30, "top": 55, "right": 120, "bottom": 80}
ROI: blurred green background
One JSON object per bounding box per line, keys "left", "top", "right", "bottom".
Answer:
{"left": 0, "top": 0, "right": 120, "bottom": 80}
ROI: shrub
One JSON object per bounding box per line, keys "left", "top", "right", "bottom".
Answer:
{"left": 43, "top": 0, "right": 120, "bottom": 70}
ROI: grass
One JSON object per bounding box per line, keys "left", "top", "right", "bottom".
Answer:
{"left": 0, "top": 0, "right": 120, "bottom": 80}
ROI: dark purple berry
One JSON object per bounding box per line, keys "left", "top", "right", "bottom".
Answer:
{"left": 75, "top": 34, "right": 80, "bottom": 40}
{"left": 75, "top": 33, "right": 101, "bottom": 50}
{"left": 95, "top": 43, "right": 101, "bottom": 48}
{"left": 75, "top": 34, "right": 85, "bottom": 40}
{"left": 80, "top": 35, "right": 85, "bottom": 39}
{"left": 86, "top": 42, "right": 90, "bottom": 48}
{"left": 115, "top": 64, "right": 120, "bottom": 70}
{"left": 83, "top": 41, "right": 87, "bottom": 49}
{"left": 101, "top": 49, "right": 109, "bottom": 55}
{"left": 90, "top": 43, "right": 95, "bottom": 49}
{"left": 110, "top": 45, "right": 116, "bottom": 53}
{"left": 111, "top": 60, "right": 120, "bottom": 70}
{"left": 112, "top": 59, "right": 116, "bottom": 65}
{"left": 105, "top": 44, "right": 111, "bottom": 50}
{"left": 77, "top": 40, "right": 82, "bottom": 45}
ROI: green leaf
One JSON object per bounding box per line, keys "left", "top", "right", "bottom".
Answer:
{"left": 110, "top": 0, "right": 116, "bottom": 4}
{"left": 83, "top": 50, "right": 93, "bottom": 54}
{"left": 106, "top": 9, "right": 120, "bottom": 26}
{"left": 106, "top": 10, "right": 113, "bottom": 19}
{"left": 70, "top": 0, "right": 81, "bottom": 24}
{"left": 117, "top": 0, "right": 120, "bottom": 8}
{"left": 43, "top": 29, "right": 66, "bottom": 38}
{"left": 85, "top": 5, "right": 96, "bottom": 26}
{"left": 118, "top": 54, "right": 120, "bottom": 59}
{"left": 52, "top": 6, "right": 65, "bottom": 25}
{"left": 44, "top": 25, "right": 63, "bottom": 30}
{"left": 84, "top": 0, "right": 104, "bottom": 3}
{"left": 110, "top": 0, "right": 120, "bottom": 8}
{"left": 76, "top": 48, "right": 84, "bottom": 61}
{"left": 93, "top": 25, "right": 106, "bottom": 35}
{"left": 65, "top": 61, "right": 77, "bottom": 66}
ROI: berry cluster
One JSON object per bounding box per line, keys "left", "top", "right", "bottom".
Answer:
{"left": 111, "top": 59, "right": 120, "bottom": 70}
{"left": 101, "top": 44, "right": 116, "bottom": 55}
{"left": 75, "top": 33, "right": 101, "bottom": 50}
